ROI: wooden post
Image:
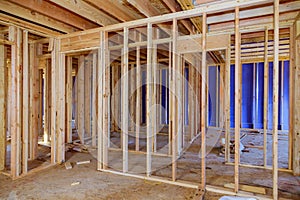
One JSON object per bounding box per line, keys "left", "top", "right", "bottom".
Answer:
{"left": 168, "top": 42, "right": 172, "bottom": 155}
{"left": 135, "top": 41, "right": 141, "bottom": 151}
{"left": 201, "top": 12, "right": 207, "bottom": 189}
{"left": 44, "top": 59, "right": 51, "bottom": 144}
{"left": 122, "top": 27, "right": 129, "bottom": 173}
{"left": 103, "top": 31, "right": 109, "bottom": 169}
{"left": 84, "top": 58, "right": 91, "bottom": 137}
{"left": 234, "top": 7, "right": 241, "bottom": 193}
{"left": 9, "top": 26, "right": 22, "bottom": 177}
{"left": 177, "top": 55, "right": 183, "bottom": 154}
{"left": 289, "top": 26, "right": 295, "bottom": 171}
{"left": 263, "top": 28, "right": 269, "bottom": 167}
{"left": 293, "top": 23, "right": 300, "bottom": 176}
{"left": 30, "top": 43, "right": 40, "bottom": 160}
{"left": 272, "top": 0, "right": 279, "bottom": 199}
{"left": 0, "top": 33, "right": 6, "bottom": 171}
{"left": 146, "top": 23, "right": 153, "bottom": 176}
{"left": 22, "top": 30, "right": 29, "bottom": 173}
{"left": 97, "top": 38, "right": 104, "bottom": 170}
{"left": 153, "top": 44, "right": 157, "bottom": 153}
{"left": 92, "top": 53, "right": 97, "bottom": 148}
{"left": 188, "top": 63, "right": 195, "bottom": 141}
{"left": 66, "top": 56, "right": 73, "bottom": 143}
{"left": 50, "top": 38, "right": 57, "bottom": 164}
{"left": 225, "top": 45, "right": 231, "bottom": 162}
{"left": 171, "top": 19, "right": 177, "bottom": 181}
{"left": 77, "top": 55, "right": 85, "bottom": 144}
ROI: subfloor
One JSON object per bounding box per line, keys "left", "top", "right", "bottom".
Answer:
{"left": 0, "top": 152, "right": 222, "bottom": 200}
{"left": 1, "top": 130, "right": 299, "bottom": 199}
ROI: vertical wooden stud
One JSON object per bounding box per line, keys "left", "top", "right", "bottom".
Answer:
{"left": 122, "top": 28, "right": 129, "bottom": 173}
{"left": 201, "top": 12, "right": 207, "bottom": 189}
{"left": 273, "top": 0, "right": 279, "bottom": 198}
{"left": 263, "top": 28, "right": 269, "bottom": 167}
{"left": 234, "top": 6, "right": 241, "bottom": 193}
{"left": 0, "top": 33, "right": 6, "bottom": 171}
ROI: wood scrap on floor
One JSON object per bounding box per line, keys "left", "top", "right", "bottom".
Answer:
{"left": 76, "top": 160, "right": 91, "bottom": 165}
{"left": 65, "top": 162, "right": 72, "bottom": 170}
{"left": 224, "top": 183, "right": 266, "bottom": 195}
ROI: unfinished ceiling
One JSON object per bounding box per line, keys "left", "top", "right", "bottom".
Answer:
{"left": 0, "top": 0, "right": 299, "bottom": 64}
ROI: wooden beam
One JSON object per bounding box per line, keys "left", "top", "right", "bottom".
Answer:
{"left": 92, "top": 53, "right": 97, "bottom": 148}
{"left": 263, "top": 28, "right": 269, "bottom": 167}
{"left": 207, "top": 1, "right": 300, "bottom": 24}
{"left": 58, "top": 0, "right": 273, "bottom": 36}
{"left": 84, "top": 58, "right": 91, "bottom": 137}
{"left": 146, "top": 23, "right": 153, "bottom": 177}
{"left": 9, "top": 26, "right": 22, "bottom": 177}
{"left": 292, "top": 18, "right": 300, "bottom": 176}
{"left": 44, "top": 59, "right": 51, "bottom": 144}
{"left": 234, "top": 6, "right": 241, "bottom": 193}
{"left": 171, "top": 19, "right": 177, "bottom": 181}
{"left": 66, "top": 56, "right": 73, "bottom": 143}
{"left": 103, "top": 31, "right": 109, "bottom": 169}
{"left": 84, "top": 0, "right": 141, "bottom": 22}
{"left": 77, "top": 55, "right": 85, "bottom": 144}
{"left": 289, "top": 25, "right": 295, "bottom": 171}
{"left": 122, "top": 27, "right": 129, "bottom": 173}
{"left": 272, "top": 0, "right": 279, "bottom": 199}
{"left": 0, "top": 1, "right": 78, "bottom": 33}
{"left": 49, "top": 0, "right": 118, "bottom": 26}
{"left": 225, "top": 40, "right": 231, "bottom": 162}
{"left": 22, "top": 30, "right": 29, "bottom": 173}
{"left": 161, "top": 0, "right": 194, "bottom": 33}
{"left": 57, "top": 50, "right": 65, "bottom": 163}
{"left": 0, "top": 33, "right": 6, "bottom": 171}
{"left": 152, "top": 44, "right": 158, "bottom": 153}
{"left": 201, "top": 12, "right": 207, "bottom": 190}
{"left": 135, "top": 39, "right": 141, "bottom": 151}
{"left": 97, "top": 38, "right": 104, "bottom": 170}
{"left": 7, "top": 0, "right": 97, "bottom": 30}
{"left": 50, "top": 38, "right": 58, "bottom": 164}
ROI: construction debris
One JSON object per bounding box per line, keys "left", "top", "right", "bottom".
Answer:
{"left": 71, "top": 181, "right": 81, "bottom": 186}
{"left": 65, "top": 162, "right": 72, "bottom": 170}
{"left": 76, "top": 160, "right": 91, "bottom": 165}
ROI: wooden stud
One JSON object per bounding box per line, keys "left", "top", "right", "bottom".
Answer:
{"left": 146, "top": 23, "right": 153, "bottom": 177}
{"left": 103, "top": 31, "right": 109, "bottom": 169}
{"left": 168, "top": 42, "right": 172, "bottom": 155}
{"left": 152, "top": 44, "right": 157, "bottom": 153}
{"left": 44, "top": 59, "right": 51, "bottom": 144}
{"left": 57, "top": 50, "right": 65, "bottom": 163}
{"left": 201, "top": 12, "right": 207, "bottom": 189}
{"left": 263, "top": 28, "right": 269, "bottom": 167}
{"left": 84, "top": 58, "right": 91, "bottom": 137}
{"left": 293, "top": 21, "right": 300, "bottom": 176}
{"left": 50, "top": 38, "right": 57, "bottom": 164}
{"left": 66, "top": 56, "right": 73, "bottom": 143}
{"left": 97, "top": 37, "right": 104, "bottom": 170}
{"left": 31, "top": 43, "right": 40, "bottom": 160}
{"left": 272, "top": 0, "right": 279, "bottom": 199}
{"left": 171, "top": 19, "right": 177, "bottom": 181}
{"left": 9, "top": 26, "right": 22, "bottom": 177}
{"left": 234, "top": 6, "right": 241, "bottom": 193}
{"left": 122, "top": 28, "right": 129, "bottom": 173}
{"left": 288, "top": 26, "right": 294, "bottom": 171}
{"left": 225, "top": 44, "right": 231, "bottom": 163}
{"left": 0, "top": 33, "right": 6, "bottom": 171}
{"left": 135, "top": 40, "right": 141, "bottom": 151}
{"left": 77, "top": 55, "right": 85, "bottom": 144}
{"left": 92, "top": 53, "right": 97, "bottom": 148}
{"left": 22, "top": 30, "right": 29, "bottom": 173}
